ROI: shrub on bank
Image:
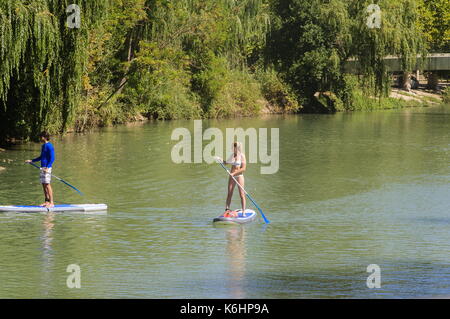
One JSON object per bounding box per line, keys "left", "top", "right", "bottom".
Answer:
{"left": 207, "top": 69, "right": 266, "bottom": 118}
{"left": 256, "top": 69, "right": 301, "bottom": 113}
{"left": 120, "top": 42, "right": 202, "bottom": 120}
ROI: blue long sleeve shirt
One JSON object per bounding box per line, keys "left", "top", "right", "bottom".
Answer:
{"left": 32, "top": 142, "right": 55, "bottom": 168}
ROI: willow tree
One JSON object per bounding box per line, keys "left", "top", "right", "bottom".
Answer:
{"left": 126, "top": 0, "right": 270, "bottom": 67}
{"left": 267, "top": 0, "right": 426, "bottom": 111}
{"left": 349, "top": 0, "right": 426, "bottom": 95}
{"left": 219, "top": 0, "right": 271, "bottom": 68}
{"left": 417, "top": 0, "right": 450, "bottom": 52}
{"left": 416, "top": 0, "right": 449, "bottom": 89}
{"left": 0, "top": 0, "right": 108, "bottom": 142}
{"left": 112, "top": 0, "right": 271, "bottom": 115}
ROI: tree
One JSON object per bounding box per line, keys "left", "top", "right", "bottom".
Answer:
{"left": 417, "top": 0, "right": 450, "bottom": 52}
{"left": 267, "top": 0, "right": 426, "bottom": 111}
{"left": 0, "top": 0, "right": 108, "bottom": 141}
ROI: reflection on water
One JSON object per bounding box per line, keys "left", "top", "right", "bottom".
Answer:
{"left": 0, "top": 105, "right": 449, "bottom": 298}
{"left": 41, "top": 212, "right": 55, "bottom": 296}
{"left": 42, "top": 212, "right": 55, "bottom": 254}
{"left": 225, "top": 226, "right": 246, "bottom": 299}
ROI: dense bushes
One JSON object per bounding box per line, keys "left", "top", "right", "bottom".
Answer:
{"left": 256, "top": 69, "right": 301, "bottom": 113}
{"left": 122, "top": 43, "right": 202, "bottom": 120}
{"left": 1, "top": 0, "right": 448, "bottom": 144}
{"left": 123, "top": 46, "right": 296, "bottom": 119}
{"left": 0, "top": 0, "right": 278, "bottom": 143}
{"left": 208, "top": 69, "right": 266, "bottom": 118}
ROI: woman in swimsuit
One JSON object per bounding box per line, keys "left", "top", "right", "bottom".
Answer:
{"left": 218, "top": 142, "right": 246, "bottom": 217}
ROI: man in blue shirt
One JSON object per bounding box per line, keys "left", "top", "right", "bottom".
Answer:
{"left": 26, "top": 131, "right": 56, "bottom": 208}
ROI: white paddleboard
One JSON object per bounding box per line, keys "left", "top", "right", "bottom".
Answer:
{"left": 213, "top": 209, "right": 257, "bottom": 225}
{"left": 0, "top": 204, "right": 108, "bottom": 213}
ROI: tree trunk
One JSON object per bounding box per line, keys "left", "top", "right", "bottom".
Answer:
{"left": 402, "top": 72, "right": 411, "bottom": 91}
{"left": 117, "top": 34, "right": 134, "bottom": 95}
{"left": 427, "top": 72, "right": 439, "bottom": 91}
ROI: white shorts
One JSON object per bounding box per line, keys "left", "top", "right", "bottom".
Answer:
{"left": 40, "top": 168, "right": 52, "bottom": 184}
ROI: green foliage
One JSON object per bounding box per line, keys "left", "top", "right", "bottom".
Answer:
{"left": 123, "top": 42, "right": 201, "bottom": 120}
{"left": 0, "top": 0, "right": 274, "bottom": 142}
{"left": 442, "top": 87, "right": 450, "bottom": 104}
{"left": 256, "top": 68, "right": 300, "bottom": 112}
{"left": 337, "top": 74, "right": 391, "bottom": 111}
{"left": 0, "top": 0, "right": 444, "bottom": 143}
{"left": 0, "top": 0, "right": 108, "bottom": 141}
{"left": 350, "top": 0, "right": 426, "bottom": 95}
{"left": 417, "top": 0, "right": 450, "bottom": 52}
{"left": 121, "top": 0, "right": 272, "bottom": 120}
{"left": 0, "top": 0, "right": 60, "bottom": 139}
{"left": 191, "top": 53, "right": 229, "bottom": 113}
{"left": 336, "top": 74, "right": 434, "bottom": 111}
{"left": 208, "top": 69, "right": 266, "bottom": 118}
{"left": 267, "top": 0, "right": 426, "bottom": 111}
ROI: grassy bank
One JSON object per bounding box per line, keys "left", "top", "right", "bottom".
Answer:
{"left": 68, "top": 66, "right": 301, "bottom": 133}
{"left": 310, "top": 74, "right": 448, "bottom": 113}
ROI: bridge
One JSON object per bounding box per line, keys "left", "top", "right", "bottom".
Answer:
{"left": 344, "top": 53, "right": 450, "bottom": 73}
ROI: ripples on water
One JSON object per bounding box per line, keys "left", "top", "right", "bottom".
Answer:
{"left": 0, "top": 107, "right": 449, "bottom": 298}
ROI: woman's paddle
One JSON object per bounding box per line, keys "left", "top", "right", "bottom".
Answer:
{"left": 216, "top": 158, "right": 270, "bottom": 224}
{"left": 28, "top": 162, "right": 84, "bottom": 196}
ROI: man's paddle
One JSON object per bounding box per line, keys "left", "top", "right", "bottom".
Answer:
{"left": 216, "top": 158, "right": 270, "bottom": 224}
{"left": 28, "top": 162, "right": 84, "bottom": 196}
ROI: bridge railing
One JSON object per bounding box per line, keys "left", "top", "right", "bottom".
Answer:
{"left": 344, "top": 54, "right": 450, "bottom": 73}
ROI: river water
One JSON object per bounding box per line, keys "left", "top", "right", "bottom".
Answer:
{"left": 0, "top": 105, "right": 449, "bottom": 298}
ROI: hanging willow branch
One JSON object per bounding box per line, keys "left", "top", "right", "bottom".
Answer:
{"left": 0, "top": 0, "right": 109, "bottom": 140}
{"left": 349, "top": 0, "right": 426, "bottom": 96}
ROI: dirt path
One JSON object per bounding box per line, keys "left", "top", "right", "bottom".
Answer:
{"left": 390, "top": 88, "right": 442, "bottom": 104}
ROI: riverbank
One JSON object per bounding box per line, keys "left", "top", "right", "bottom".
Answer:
{"left": 390, "top": 88, "right": 444, "bottom": 105}
{"left": 341, "top": 85, "right": 447, "bottom": 112}
{"left": 1, "top": 89, "right": 448, "bottom": 147}
{"left": 73, "top": 87, "right": 447, "bottom": 129}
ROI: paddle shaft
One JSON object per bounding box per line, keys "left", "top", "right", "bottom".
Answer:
{"left": 218, "top": 160, "right": 270, "bottom": 224}
{"left": 28, "top": 162, "right": 84, "bottom": 195}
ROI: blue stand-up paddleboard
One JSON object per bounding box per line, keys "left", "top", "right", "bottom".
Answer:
{"left": 0, "top": 204, "right": 108, "bottom": 213}
{"left": 213, "top": 209, "right": 257, "bottom": 225}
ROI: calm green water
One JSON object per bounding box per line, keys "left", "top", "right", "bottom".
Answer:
{"left": 0, "top": 105, "right": 449, "bottom": 298}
